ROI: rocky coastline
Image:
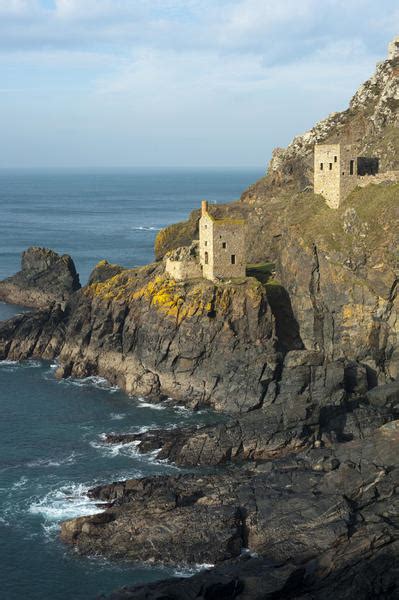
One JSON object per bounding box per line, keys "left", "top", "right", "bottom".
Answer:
{"left": 1, "top": 228, "right": 399, "bottom": 599}
{"left": 1, "top": 41, "right": 399, "bottom": 599}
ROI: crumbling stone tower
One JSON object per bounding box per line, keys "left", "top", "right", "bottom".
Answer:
{"left": 314, "top": 143, "right": 379, "bottom": 209}
{"left": 199, "top": 201, "right": 246, "bottom": 281}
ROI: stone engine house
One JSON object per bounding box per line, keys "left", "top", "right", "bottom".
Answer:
{"left": 199, "top": 201, "right": 246, "bottom": 281}
{"left": 314, "top": 143, "right": 379, "bottom": 209}
{"left": 164, "top": 201, "right": 246, "bottom": 282}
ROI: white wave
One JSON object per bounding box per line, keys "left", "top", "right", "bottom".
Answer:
{"left": 136, "top": 398, "right": 167, "bottom": 411}
{"left": 27, "top": 452, "right": 78, "bottom": 469}
{"left": 42, "top": 521, "right": 60, "bottom": 540}
{"left": 90, "top": 438, "right": 141, "bottom": 458}
{"left": 132, "top": 226, "right": 161, "bottom": 231}
{"left": 137, "top": 395, "right": 197, "bottom": 416}
{"left": 29, "top": 483, "right": 103, "bottom": 522}
{"left": 12, "top": 476, "right": 29, "bottom": 490}
{"left": 61, "top": 375, "right": 119, "bottom": 393}
{"left": 0, "top": 359, "right": 18, "bottom": 366}
{"left": 110, "top": 412, "right": 126, "bottom": 420}
{"left": 90, "top": 435, "right": 179, "bottom": 469}
{"left": 174, "top": 563, "right": 215, "bottom": 577}
{"left": 174, "top": 405, "right": 193, "bottom": 415}
{"left": 0, "top": 359, "right": 44, "bottom": 371}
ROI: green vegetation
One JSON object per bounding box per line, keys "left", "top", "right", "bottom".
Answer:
{"left": 155, "top": 213, "right": 199, "bottom": 260}
{"left": 246, "top": 262, "right": 275, "bottom": 284}
{"left": 277, "top": 184, "right": 399, "bottom": 262}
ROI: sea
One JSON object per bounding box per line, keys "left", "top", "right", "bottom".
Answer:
{"left": 0, "top": 168, "right": 263, "bottom": 600}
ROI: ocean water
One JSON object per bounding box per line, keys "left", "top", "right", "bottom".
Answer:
{"left": 0, "top": 168, "right": 262, "bottom": 600}
{"left": 0, "top": 168, "right": 262, "bottom": 284}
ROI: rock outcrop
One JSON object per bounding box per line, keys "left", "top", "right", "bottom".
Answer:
{"left": 0, "top": 247, "right": 80, "bottom": 309}
{"left": 62, "top": 420, "right": 399, "bottom": 600}
{"left": 0, "top": 262, "right": 277, "bottom": 412}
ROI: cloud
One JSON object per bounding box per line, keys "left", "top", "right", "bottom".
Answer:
{"left": 0, "top": 0, "right": 395, "bottom": 60}
{"left": 0, "top": 0, "right": 398, "bottom": 167}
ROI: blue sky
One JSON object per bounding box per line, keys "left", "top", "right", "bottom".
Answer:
{"left": 0, "top": 0, "right": 398, "bottom": 168}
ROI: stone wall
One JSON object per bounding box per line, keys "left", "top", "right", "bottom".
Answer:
{"left": 165, "top": 257, "right": 202, "bottom": 281}
{"left": 212, "top": 221, "right": 246, "bottom": 280}
{"left": 340, "top": 145, "right": 361, "bottom": 202}
{"left": 357, "top": 170, "right": 399, "bottom": 188}
{"left": 199, "top": 210, "right": 246, "bottom": 281}
{"left": 314, "top": 144, "right": 367, "bottom": 208}
{"left": 199, "top": 212, "right": 214, "bottom": 280}
{"left": 314, "top": 144, "right": 342, "bottom": 209}
{"left": 164, "top": 241, "right": 202, "bottom": 281}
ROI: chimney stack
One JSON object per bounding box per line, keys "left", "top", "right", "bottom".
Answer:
{"left": 201, "top": 200, "right": 208, "bottom": 216}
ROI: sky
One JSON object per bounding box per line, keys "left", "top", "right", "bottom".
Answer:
{"left": 0, "top": 0, "right": 398, "bottom": 168}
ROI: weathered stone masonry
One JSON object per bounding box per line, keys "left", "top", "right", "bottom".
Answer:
{"left": 199, "top": 200, "right": 246, "bottom": 281}
{"left": 314, "top": 143, "right": 380, "bottom": 209}
{"left": 165, "top": 201, "right": 247, "bottom": 282}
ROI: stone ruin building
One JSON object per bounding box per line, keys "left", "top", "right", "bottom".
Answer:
{"left": 314, "top": 143, "right": 379, "bottom": 209}
{"left": 165, "top": 200, "right": 246, "bottom": 282}
{"left": 199, "top": 200, "right": 246, "bottom": 280}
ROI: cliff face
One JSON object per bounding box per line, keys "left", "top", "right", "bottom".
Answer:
{"left": 153, "top": 188, "right": 399, "bottom": 387}
{"left": 0, "top": 262, "right": 277, "bottom": 413}
{"left": 151, "top": 41, "right": 399, "bottom": 387}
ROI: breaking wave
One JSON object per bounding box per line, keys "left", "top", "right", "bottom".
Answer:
{"left": 29, "top": 482, "right": 104, "bottom": 526}
{"left": 60, "top": 376, "right": 119, "bottom": 393}
{"left": 26, "top": 452, "right": 79, "bottom": 469}
{"left": 90, "top": 438, "right": 142, "bottom": 458}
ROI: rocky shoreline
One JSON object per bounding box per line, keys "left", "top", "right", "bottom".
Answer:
{"left": 62, "top": 419, "right": 399, "bottom": 599}
{"left": 1, "top": 245, "right": 399, "bottom": 598}
{"left": 2, "top": 40, "right": 399, "bottom": 599}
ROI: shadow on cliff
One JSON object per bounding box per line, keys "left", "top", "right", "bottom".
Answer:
{"left": 265, "top": 284, "right": 304, "bottom": 354}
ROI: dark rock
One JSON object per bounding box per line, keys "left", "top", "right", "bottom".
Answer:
{"left": 61, "top": 422, "right": 399, "bottom": 600}
{"left": 0, "top": 265, "right": 278, "bottom": 413}
{"left": 0, "top": 247, "right": 80, "bottom": 308}
{"left": 100, "top": 559, "right": 305, "bottom": 600}
{"left": 366, "top": 381, "right": 399, "bottom": 409}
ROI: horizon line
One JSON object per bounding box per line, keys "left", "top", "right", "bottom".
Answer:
{"left": 0, "top": 165, "right": 266, "bottom": 171}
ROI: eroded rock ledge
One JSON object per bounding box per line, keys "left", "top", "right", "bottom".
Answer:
{"left": 62, "top": 420, "right": 399, "bottom": 599}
